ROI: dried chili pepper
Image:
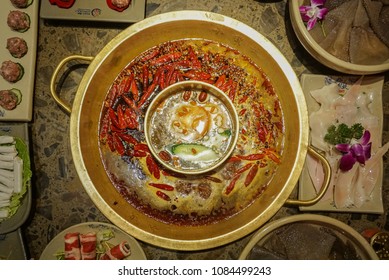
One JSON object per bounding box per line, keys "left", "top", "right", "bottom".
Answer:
{"left": 133, "top": 150, "right": 147, "bottom": 157}
{"left": 156, "top": 190, "right": 171, "bottom": 201}
{"left": 134, "top": 143, "right": 150, "bottom": 153}
{"left": 112, "top": 133, "right": 126, "bottom": 155}
{"left": 116, "top": 132, "right": 138, "bottom": 145}
{"left": 237, "top": 153, "right": 265, "bottom": 161}
{"left": 225, "top": 175, "right": 240, "bottom": 195}
{"left": 235, "top": 163, "right": 253, "bottom": 175}
{"left": 244, "top": 164, "right": 258, "bottom": 187}
{"left": 149, "top": 183, "right": 174, "bottom": 191}
{"left": 146, "top": 155, "right": 160, "bottom": 179}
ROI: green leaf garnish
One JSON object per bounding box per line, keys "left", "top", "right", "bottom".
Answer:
{"left": 324, "top": 123, "right": 364, "bottom": 145}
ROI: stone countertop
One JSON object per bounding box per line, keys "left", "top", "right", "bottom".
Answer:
{"left": 21, "top": 0, "right": 389, "bottom": 259}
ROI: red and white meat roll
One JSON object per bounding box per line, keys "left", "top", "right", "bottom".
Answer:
{"left": 64, "top": 232, "right": 81, "bottom": 260}
{"left": 100, "top": 241, "right": 131, "bottom": 260}
{"left": 79, "top": 232, "right": 97, "bottom": 260}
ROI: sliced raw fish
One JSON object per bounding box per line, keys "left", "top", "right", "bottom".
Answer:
{"left": 354, "top": 141, "right": 389, "bottom": 207}
{"left": 334, "top": 162, "right": 359, "bottom": 208}
{"left": 307, "top": 76, "right": 385, "bottom": 209}
{"left": 306, "top": 152, "right": 339, "bottom": 202}
{"left": 309, "top": 83, "right": 340, "bottom": 152}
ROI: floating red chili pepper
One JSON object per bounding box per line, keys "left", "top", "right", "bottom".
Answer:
{"left": 134, "top": 143, "right": 150, "bottom": 153}
{"left": 244, "top": 164, "right": 258, "bottom": 187}
{"left": 237, "top": 153, "right": 265, "bottom": 161}
{"left": 149, "top": 183, "right": 174, "bottom": 191}
{"left": 133, "top": 150, "right": 147, "bottom": 157}
{"left": 49, "top": 0, "right": 75, "bottom": 9}
{"left": 156, "top": 190, "right": 171, "bottom": 201}
{"left": 235, "top": 163, "right": 254, "bottom": 175}
{"left": 146, "top": 155, "right": 160, "bottom": 179}
{"left": 225, "top": 175, "right": 240, "bottom": 195}
{"left": 112, "top": 133, "right": 126, "bottom": 155}
{"left": 116, "top": 132, "right": 138, "bottom": 145}
{"left": 204, "top": 176, "right": 222, "bottom": 183}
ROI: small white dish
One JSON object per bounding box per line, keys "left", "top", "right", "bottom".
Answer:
{"left": 40, "top": 222, "right": 147, "bottom": 260}
{"left": 299, "top": 74, "right": 385, "bottom": 213}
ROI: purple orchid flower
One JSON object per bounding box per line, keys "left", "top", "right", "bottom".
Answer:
{"left": 335, "top": 130, "right": 372, "bottom": 172}
{"left": 299, "top": 0, "right": 328, "bottom": 31}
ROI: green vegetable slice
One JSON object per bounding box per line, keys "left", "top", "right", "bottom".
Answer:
{"left": 11, "top": 88, "right": 22, "bottom": 105}
{"left": 16, "top": 63, "right": 24, "bottom": 82}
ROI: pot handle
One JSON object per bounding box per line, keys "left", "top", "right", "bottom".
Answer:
{"left": 50, "top": 55, "right": 94, "bottom": 114}
{"left": 285, "top": 145, "right": 331, "bottom": 206}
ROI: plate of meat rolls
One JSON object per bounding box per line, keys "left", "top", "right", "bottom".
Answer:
{"left": 39, "top": 222, "right": 147, "bottom": 260}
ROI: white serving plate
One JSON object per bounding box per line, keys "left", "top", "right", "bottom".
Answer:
{"left": 0, "top": 123, "right": 31, "bottom": 235}
{"left": 40, "top": 222, "right": 147, "bottom": 260}
{"left": 299, "top": 74, "right": 384, "bottom": 213}
{"left": 0, "top": 0, "right": 38, "bottom": 121}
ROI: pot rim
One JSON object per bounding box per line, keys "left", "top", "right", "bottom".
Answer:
{"left": 69, "top": 10, "right": 309, "bottom": 250}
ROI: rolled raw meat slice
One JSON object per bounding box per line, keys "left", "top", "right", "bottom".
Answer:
{"left": 79, "top": 232, "right": 97, "bottom": 260}
{"left": 100, "top": 241, "right": 131, "bottom": 260}
{"left": 64, "top": 232, "right": 81, "bottom": 260}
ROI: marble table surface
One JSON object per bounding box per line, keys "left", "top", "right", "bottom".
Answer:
{"left": 13, "top": 0, "right": 389, "bottom": 259}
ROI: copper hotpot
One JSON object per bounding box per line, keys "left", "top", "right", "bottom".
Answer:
{"left": 51, "top": 11, "right": 330, "bottom": 250}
